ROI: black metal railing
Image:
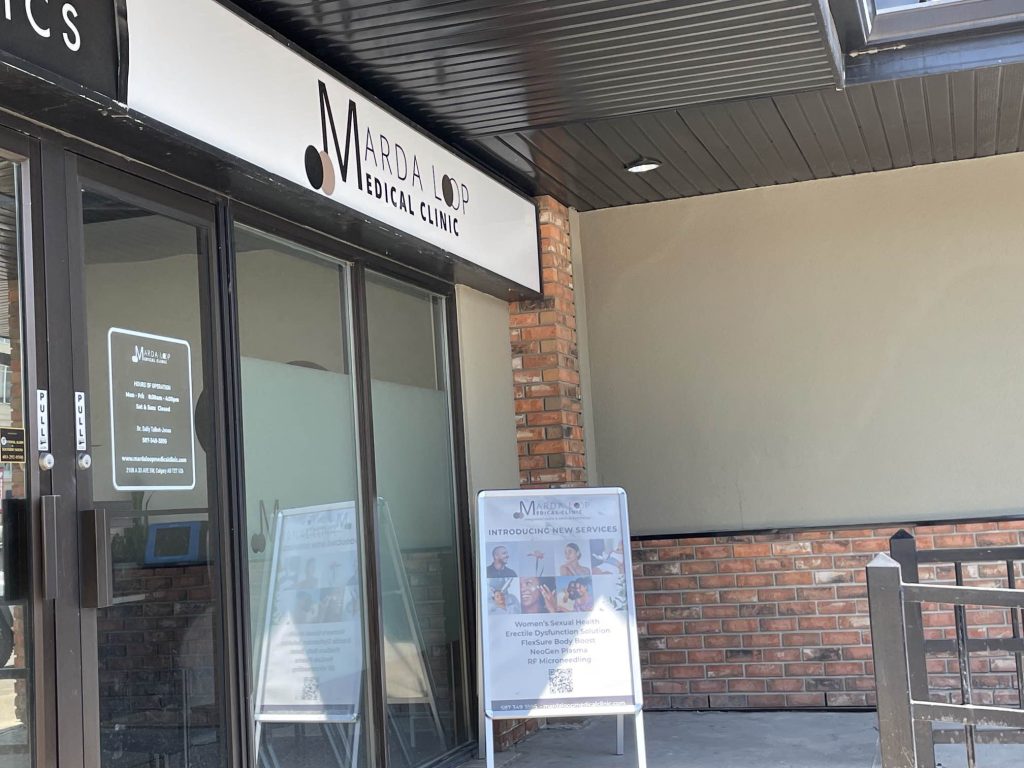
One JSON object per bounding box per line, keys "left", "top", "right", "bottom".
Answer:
{"left": 869, "top": 538, "right": 1024, "bottom": 768}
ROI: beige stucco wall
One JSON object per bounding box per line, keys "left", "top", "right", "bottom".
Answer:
{"left": 579, "top": 153, "right": 1024, "bottom": 535}
{"left": 570, "top": 207, "right": 601, "bottom": 485}
{"left": 455, "top": 284, "right": 519, "bottom": 504}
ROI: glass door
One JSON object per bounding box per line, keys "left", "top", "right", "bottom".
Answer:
{"left": 0, "top": 149, "right": 42, "bottom": 768}
{"left": 59, "top": 159, "right": 233, "bottom": 768}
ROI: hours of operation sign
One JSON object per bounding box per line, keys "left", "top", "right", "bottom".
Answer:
{"left": 477, "top": 488, "right": 643, "bottom": 719}
{"left": 108, "top": 328, "right": 196, "bottom": 491}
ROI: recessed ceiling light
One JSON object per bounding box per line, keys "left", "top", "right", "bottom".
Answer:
{"left": 625, "top": 158, "right": 661, "bottom": 173}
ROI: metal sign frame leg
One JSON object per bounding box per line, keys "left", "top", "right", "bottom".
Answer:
{"left": 485, "top": 713, "right": 646, "bottom": 768}
{"left": 485, "top": 715, "right": 495, "bottom": 768}
{"left": 634, "top": 712, "right": 648, "bottom": 768}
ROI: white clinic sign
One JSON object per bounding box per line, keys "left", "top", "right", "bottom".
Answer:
{"left": 477, "top": 488, "right": 643, "bottom": 719}
{"left": 125, "top": 0, "right": 540, "bottom": 293}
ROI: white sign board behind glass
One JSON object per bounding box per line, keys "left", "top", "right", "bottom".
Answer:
{"left": 477, "top": 488, "right": 642, "bottom": 718}
{"left": 255, "top": 502, "right": 363, "bottom": 723}
{"left": 107, "top": 327, "right": 196, "bottom": 491}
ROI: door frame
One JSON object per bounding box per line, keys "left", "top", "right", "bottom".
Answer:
{"left": 2, "top": 107, "right": 481, "bottom": 768}
{"left": 41, "top": 150, "right": 245, "bottom": 768}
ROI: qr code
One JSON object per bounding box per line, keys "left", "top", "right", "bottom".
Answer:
{"left": 301, "top": 677, "right": 320, "bottom": 701}
{"left": 548, "top": 668, "right": 573, "bottom": 694}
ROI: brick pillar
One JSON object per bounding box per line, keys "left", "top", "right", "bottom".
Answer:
{"left": 495, "top": 196, "right": 587, "bottom": 751}
{"left": 509, "top": 195, "right": 586, "bottom": 489}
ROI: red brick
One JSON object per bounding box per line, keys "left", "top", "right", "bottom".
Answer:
{"left": 851, "top": 539, "right": 888, "bottom": 552}
{"left": 975, "top": 532, "right": 1017, "bottom": 546}
{"left": 744, "top": 633, "right": 782, "bottom": 648}
{"left": 757, "top": 588, "right": 796, "bottom": 602}
{"left": 736, "top": 574, "right": 774, "bottom": 587}
{"left": 719, "top": 589, "right": 758, "bottom": 603}
{"left": 760, "top": 618, "right": 798, "bottom": 632}
{"left": 698, "top": 574, "right": 738, "bottom": 589}
{"left": 729, "top": 679, "right": 767, "bottom": 693}
{"left": 934, "top": 534, "right": 976, "bottom": 548}
{"left": 706, "top": 665, "right": 745, "bottom": 678}
{"left": 782, "top": 633, "right": 822, "bottom": 646}
{"left": 703, "top": 605, "right": 740, "bottom": 619}
{"left": 773, "top": 542, "right": 812, "bottom": 556}
{"left": 745, "top": 664, "right": 785, "bottom": 677}
{"left": 733, "top": 544, "right": 772, "bottom": 558}
{"left": 784, "top": 663, "right": 825, "bottom": 676}
{"left": 786, "top": 693, "right": 826, "bottom": 707}
{"left": 721, "top": 619, "right": 759, "bottom": 633}
{"left": 667, "top": 665, "right": 705, "bottom": 679}
{"left": 662, "top": 576, "right": 700, "bottom": 590}
{"left": 775, "top": 571, "right": 813, "bottom": 586}
{"left": 718, "top": 559, "right": 757, "bottom": 573}
{"left": 767, "top": 679, "right": 804, "bottom": 692}
{"left": 696, "top": 545, "right": 733, "bottom": 559}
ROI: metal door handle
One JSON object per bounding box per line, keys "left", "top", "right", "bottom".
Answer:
{"left": 1, "top": 498, "right": 30, "bottom": 601}
{"left": 81, "top": 508, "right": 112, "bottom": 609}
{"left": 41, "top": 495, "right": 58, "bottom": 601}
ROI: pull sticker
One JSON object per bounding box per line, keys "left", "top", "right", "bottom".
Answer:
{"left": 36, "top": 389, "right": 49, "bottom": 452}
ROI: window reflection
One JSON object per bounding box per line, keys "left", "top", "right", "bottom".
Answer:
{"left": 83, "top": 189, "right": 224, "bottom": 767}
{"left": 0, "top": 158, "right": 30, "bottom": 768}
{"left": 235, "top": 226, "right": 367, "bottom": 767}
{"left": 366, "top": 273, "right": 471, "bottom": 767}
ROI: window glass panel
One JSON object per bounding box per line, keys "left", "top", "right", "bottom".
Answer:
{"left": 366, "top": 272, "right": 470, "bottom": 767}
{"left": 0, "top": 159, "right": 31, "bottom": 768}
{"left": 82, "top": 188, "right": 225, "bottom": 767}
{"left": 235, "top": 225, "right": 367, "bottom": 767}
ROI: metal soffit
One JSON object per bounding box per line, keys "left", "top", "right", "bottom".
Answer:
{"left": 477, "top": 62, "right": 1024, "bottom": 210}
{"left": 232, "top": 0, "right": 841, "bottom": 135}
{"left": 228, "top": 1, "right": 1024, "bottom": 210}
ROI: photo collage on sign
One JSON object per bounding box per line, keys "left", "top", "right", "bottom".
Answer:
{"left": 484, "top": 538, "right": 628, "bottom": 616}
{"left": 271, "top": 508, "right": 361, "bottom": 628}
{"left": 272, "top": 554, "right": 360, "bottom": 626}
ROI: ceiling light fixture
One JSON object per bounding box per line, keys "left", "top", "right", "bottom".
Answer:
{"left": 625, "top": 158, "right": 661, "bottom": 173}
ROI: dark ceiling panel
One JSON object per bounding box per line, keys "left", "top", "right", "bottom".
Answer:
{"left": 223, "top": 1, "right": 1024, "bottom": 213}
{"left": 869, "top": 81, "right": 912, "bottom": 169}
{"left": 230, "top": 0, "right": 841, "bottom": 137}
{"left": 470, "top": 62, "right": 1024, "bottom": 212}
{"left": 925, "top": 75, "right": 955, "bottom": 162}
{"left": 770, "top": 94, "right": 833, "bottom": 179}
{"left": 846, "top": 86, "right": 892, "bottom": 171}
{"left": 648, "top": 111, "right": 738, "bottom": 194}
{"left": 975, "top": 67, "right": 1000, "bottom": 157}
{"left": 996, "top": 66, "right": 1024, "bottom": 154}
{"left": 951, "top": 70, "right": 977, "bottom": 159}
{"left": 895, "top": 78, "right": 934, "bottom": 166}
{"left": 820, "top": 89, "right": 873, "bottom": 173}
{"left": 794, "top": 90, "right": 853, "bottom": 176}
{"left": 745, "top": 99, "right": 814, "bottom": 183}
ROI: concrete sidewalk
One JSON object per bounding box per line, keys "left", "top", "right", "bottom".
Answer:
{"left": 468, "top": 711, "right": 1022, "bottom": 768}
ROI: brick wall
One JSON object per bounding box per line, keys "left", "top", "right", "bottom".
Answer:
{"left": 633, "top": 519, "right": 1024, "bottom": 710}
{"left": 400, "top": 549, "right": 456, "bottom": 737}
{"left": 98, "top": 564, "right": 218, "bottom": 728}
{"left": 509, "top": 195, "right": 585, "bottom": 490}
{"left": 498, "top": 196, "right": 587, "bottom": 749}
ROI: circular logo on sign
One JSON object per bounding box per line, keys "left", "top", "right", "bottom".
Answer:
{"left": 305, "top": 145, "right": 325, "bottom": 190}
{"left": 441, "top": 174, "right": 456, "bottom": 208}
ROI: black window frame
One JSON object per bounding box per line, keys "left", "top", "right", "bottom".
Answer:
{"left": 841, "top": 0, "right": 1024, "bottom": 46}
{"left": 0, "top": 103, "right": 480, "bottom": 768}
